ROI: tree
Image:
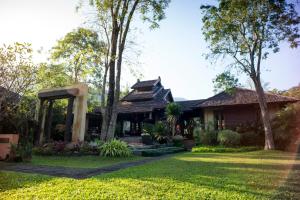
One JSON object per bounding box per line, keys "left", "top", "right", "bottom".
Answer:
{"left": 89, "top": 0, "right": 171, "bottom": 141}
{"left": 213, "top": 71, "right": 241, "bottom": 94}
{"left": 201, "top": 0, "right": 300, "bottom": 150}
{"left": 51, "top": 28, "right": 106, "bottom": 84}
{"left": 0, "top": 42, "right": 39, "bottom": 122}
{"left": 166, "top": 103, "right": 181, "bottom": 136}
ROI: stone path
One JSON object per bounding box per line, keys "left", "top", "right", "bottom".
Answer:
{"left": 0, "top": 155, "right": 171, "bottom": 179}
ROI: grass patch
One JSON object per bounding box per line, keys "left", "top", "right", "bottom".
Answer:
{"left": 192, "top": 145, "right": 261, "bottom": 153}
{"left": 0, "top": 151, "right": 299, "bottom": 199}
{"left": 30, "top": 155, "right": 143, "bottom": 168}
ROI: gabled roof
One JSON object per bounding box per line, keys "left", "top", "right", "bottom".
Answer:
{"left": 176, "top": 99, "right": 205, "bottom": 112}
{"left": 131, "top": 78, "right": 160, "bottom": 89}
{"left": 118, "top": 77, "right": 173, "bottom": 114}
{"left": 198, "top": 88, "right": 298, "bottom": 108}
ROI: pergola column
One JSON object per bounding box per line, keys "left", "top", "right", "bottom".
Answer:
{"left": 64, "top": 97, "right": 74, "bottom": 142}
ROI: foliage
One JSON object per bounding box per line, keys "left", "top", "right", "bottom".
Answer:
{"left": 272, "top": 102, "right": 300, "bottom": 150}
{"left": 0, "top": 42, "right": 39, "bottom": 123}
{"left": 100, "top": 139, "right": 132, "bottom": 157}
{"left": 142, "top": 123, "right": 154, "bottom": 136}
{"left": 32, "top": 141, "right": 100, "bottom": 156}
{"left": 282, "top": 85, "right": 300, "bottom": 99}
{"left": 217, "top": 129, "right": 241, "bottom": 147}
{"left": 165, "top": 102, "right": 182, "bottom": 136}
{"left": 193, "top": 127, "right": 217, "bottom": 146}
{"left": 51, "top": 27, "right": 105, "bottom": 83}
{"left": 213, "top": 71, "right": 241, "bottom": 94}
{"left": 153, "top": 121, "right": 169, "bottom": 144}
{"left": 240, "top": 131, "right": 264, "bottom": 147}
{"left": 172, "top": 135, "right": 184, "bottom": 147}
{"left": 192, "top": 145, "right": 261, "bottom": 153}
{"left": 1, "top": 151, "right": 299, "bottom": 199}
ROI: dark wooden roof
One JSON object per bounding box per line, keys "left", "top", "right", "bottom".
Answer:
{"left": 198, "top": 88, "right": 298, "bottom": 108}
{"left": 38, "top": 88, "right": 79, "bottom": 99}
{"left": 131, "top": 78, "right": 160, "bottom": 89}
{"left": 176, "top": 99, "right": 205, "bottom": 112}
{"left": 118, "top": 77, "right": 173, "bottom": 114}
{"left": 118, "top": 100, "right": 167, "bottom": 114}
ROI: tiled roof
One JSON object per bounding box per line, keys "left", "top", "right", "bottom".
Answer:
{"left": 131, "top": 79, "right": 159, "bottom": 89}
{"left": 118, "top": 100, "right": 167, "bottom": 114}
{"left": 176, "top": 99, "right": 205, "bottom": 112}
{"left": 122, "top": 86, "right": 162, "bottom": 102}
{"left": 198, "top": 88, "right": 298, "bottom": 108}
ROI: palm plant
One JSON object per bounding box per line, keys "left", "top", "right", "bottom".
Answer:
{"left": 165, "top": 103, "right": 182, "bottom": 136}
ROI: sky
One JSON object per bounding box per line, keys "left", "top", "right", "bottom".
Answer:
{"left": 0, "top": 0, "right": 299, "bottom": 100}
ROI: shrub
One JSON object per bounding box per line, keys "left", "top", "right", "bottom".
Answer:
{"left": 100, "top": 139, "right": 132, "bottom": 157}
{"left": 193, "top": 127, "right": 217, "bottom": 145}
{"left": 153, "top": 121, "right": 169, "bottom": 144}
{"left": 217, "top": 130, "right": 241, "bottom": 147}
{"left": 192, "top": 145, "right": 261, "bottom": 153}
{"left": 240, "top": 131, "right": 264, "bottom": 146}
{"left": 172, "top": 135, "right": 184, "bottom": 147}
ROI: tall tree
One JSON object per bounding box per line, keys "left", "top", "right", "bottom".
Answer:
{"left": 201, "top": 0, "right": 300, "bottom": 149}
{"left": 90, "top": 0, "right": 171, "bottom": 141}
{"left": 51, "top": 28, "right": 106, "bottom": 84}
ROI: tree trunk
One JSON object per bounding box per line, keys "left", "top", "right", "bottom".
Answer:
{"left": 172, "top": 121, "right": 176, "bottom": 136}
{"left": 107, "top": 45, "right": 124, "bottom": 138}
{"left": 252, "top": 77, "right": 275, "bottom": 150}
{"left": 100, "top": 64, "right": 108, "bottom": 108}
{"left": 100, "top": 21, "right": 119, "bottom": 141}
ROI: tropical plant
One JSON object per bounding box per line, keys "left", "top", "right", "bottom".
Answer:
{"left": 201, "top": 0, "right": 300, "bottom": 149}
{"left": 100, "top": 139, "right": 132, "bottom": 157}
{"left": 166, "top": 103, "right": 182, "bottom": 136}
{"left": 153, "top": 121, "right": 169, "bottom": 144}
{"left": 218, "top": 130, "right": 241, "bottom": 147}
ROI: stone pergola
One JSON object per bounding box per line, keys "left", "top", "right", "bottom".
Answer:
{"left": 37, "top": 83, "right": 88, "bottom": 144}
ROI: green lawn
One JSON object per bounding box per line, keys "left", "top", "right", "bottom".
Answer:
{"left": 0, "top": 150, "right": 299, "bottom": 199}
{"left": 30, "top": 155, "right": 143, "bottom": 168}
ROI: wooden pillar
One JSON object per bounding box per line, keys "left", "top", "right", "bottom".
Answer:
{"left": 36, "top": 99, "right": 45, "bottom": 145}
{"left": 44, "top": 100, "right": 54, "bottom": 142}
{"left": 65, "top": 97, "right": 74, "bottom": 142}
{"left": 72, "top": 94, "right": 87, "bottom": 143}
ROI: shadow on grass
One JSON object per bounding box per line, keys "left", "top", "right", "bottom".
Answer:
{"left": 93, "top": 151, "right": 300, "bottom": 199}
{"left": 0, "top": 170, "right": 53, "bottom": 192}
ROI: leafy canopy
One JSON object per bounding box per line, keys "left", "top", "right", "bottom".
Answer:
{"left": 51, "top": 28, "right": 106, "bottom": 83}
{"left": 213, "top": 71, "right": 241, "bottom": 94}
{"left": 201, "top": 0, "right": 300, "bottom": 77}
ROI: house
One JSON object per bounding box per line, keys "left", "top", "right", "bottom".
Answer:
{"left": 116, "top": 77, "right": 174, "bottom": 136}
{"left": 115, "top": 78, "right": 298, "bottom": 137}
